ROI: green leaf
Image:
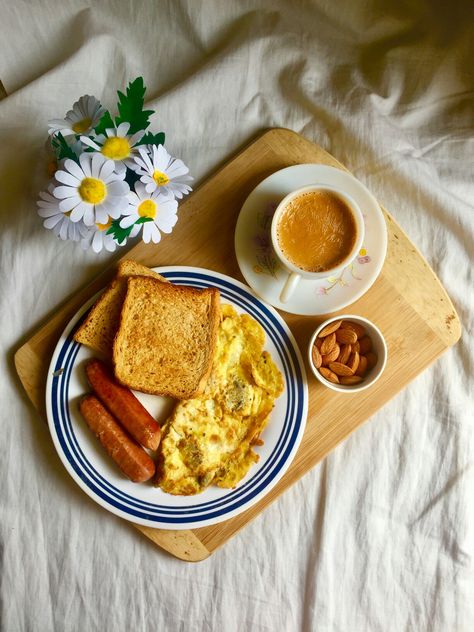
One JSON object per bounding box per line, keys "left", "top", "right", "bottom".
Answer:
{"left": 115, "top": 77, "right": 155, "bottom": 134}
{"left": 51, "top": 132, "right": 79, "bottom": 162}
{"left": 94, "top": 110, "right": 114, "bottom": 135}
{"left": 106, "top": 219, "right": 134, "bottom": 245}
{"left": 135, "top": 131, "right": 165, "bottom": 147}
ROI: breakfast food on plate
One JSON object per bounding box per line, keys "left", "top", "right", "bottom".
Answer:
{"left": 312, "top": 319, "right": 377, "bottom": 385}
{"left": 79, "top": 395, "right": 156, "bottom": 482}
{"left": 74, "top": 261, "right": 282, "bottom": 493}
{"left": 113, "top": 277, "right": 220, "bottom": 399}
{"left": 73, "top": 260, "right": 167, "bottom": 357}
{"left": 155, "top": 304, "right": 284, "bottom": 495}
{"left": 85, "top": 358, "right": 161, "bottom": 450}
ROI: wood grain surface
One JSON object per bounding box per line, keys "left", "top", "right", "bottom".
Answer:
{"left": 14, "top": 129, "right": 461, "bottom": 561}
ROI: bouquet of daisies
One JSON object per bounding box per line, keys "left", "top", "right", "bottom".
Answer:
{"left": 37, "top": 77, "right": 192, "bottom": 253}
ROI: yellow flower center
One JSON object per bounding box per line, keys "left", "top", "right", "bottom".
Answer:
{"left": 79, "top": 177, "right": 106, "bottom": 204}
{"left": 72, "top": 117, "right": 92, "bottom": 134}
{"left": 152, "top": 170, "right": 170, "bottom": 186}
{"left": 96, "top": 217, "right": 112, "bottom": 231}
{"left": 138, "top": 199, "right": 157, "bottom": 219}
{"left": 64, "top": 210, "right": 72, "bottom": 217}
{"left": 101, "top": 137, "right": 131, "bottom": 160}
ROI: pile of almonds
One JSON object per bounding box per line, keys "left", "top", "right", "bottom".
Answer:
{"left": 311, "top": 320, "right": 377, "bottom": 385}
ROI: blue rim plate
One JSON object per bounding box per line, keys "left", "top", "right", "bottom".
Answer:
{"left": 46, "top": 267, "right": 309, "bottom": 529}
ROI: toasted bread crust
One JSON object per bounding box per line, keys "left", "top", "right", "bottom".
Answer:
{"left": 73, "top": 261, "right": 167, "bottom": 357}
{"left": 112, "top": 277, "right": 220, "bottom": 399}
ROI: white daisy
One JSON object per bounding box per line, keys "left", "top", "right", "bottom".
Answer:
{"left": 132, "top": 144, "right": 193, "bottom": 199}
{"left": 120, "top": 182, "right": 178, "bottom": 244}
{"left": 37, "top": 186, "right": 89, "bottom": 241}
{"left": 81, "top": 219, "right": 140, "bottom": 253}
{"left": 80, "top": 122, "right": 145, "bottom": 170}
{"left": 48, "top": 95, "right": 105, "bottom": 137}
{"left": 53, "top": 153, "right": 129, "bottom": 226}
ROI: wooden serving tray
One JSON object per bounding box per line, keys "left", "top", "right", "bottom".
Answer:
{"left": 15, "top": 129, "right": 461, "bottom": 562}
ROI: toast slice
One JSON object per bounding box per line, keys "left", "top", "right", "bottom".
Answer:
{"left": 113, "top": 276, "right": 220, "bottom": 399}
{"left": 73, "top": 260, "right": 167, "bottom": 357}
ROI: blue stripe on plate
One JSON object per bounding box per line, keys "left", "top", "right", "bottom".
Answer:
{"left": 55, "top": 276, "right": 298, "bottom": 520}
{"left": 54, "top": 273, "right": 301, "bottom": 519}
{"left": 50, "top": 271, "right": 305, "bottom": 523}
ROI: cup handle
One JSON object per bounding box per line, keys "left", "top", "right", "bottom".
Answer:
{"left": 280, "top": 272, "right": 301, "bottom": 303}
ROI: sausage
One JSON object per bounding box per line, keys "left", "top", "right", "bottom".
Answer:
{"left": 79, "top": 395, "right": 156, "bottom": 483}
{"left": 85, "top": 359, "right": 161, "bottom": 450}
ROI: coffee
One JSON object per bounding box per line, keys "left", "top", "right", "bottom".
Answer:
{"left": 276, "top": 190, "right": 358, "bottom": 273}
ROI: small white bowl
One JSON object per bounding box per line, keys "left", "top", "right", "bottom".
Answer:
{"left": 308, "top": 314, "right": 387, "bottom": 393}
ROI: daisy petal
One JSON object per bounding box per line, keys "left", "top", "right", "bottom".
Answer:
{"left": 99, "top": 159, "right": 115, "bottom": 181}
{"left": 54, "top": 185, "right": 78, "bottom": 200}
{"left": 138, "top": 147, "right": 154, "bottom": 172}
{"left": 59, "top": 196, "right": 81, "bottom": 212}
{"left": 116, "top": 122, "right": 130, "bottom": 136}
{"left": 38, "top": 206, "right": 59, "bottom": 218}
{"left": 142, "top": 179, "right": 156, "bottom": 194}
{"left": 142, "top": 223, "right": 152, "bottom": 244}
{"left": 80, "top": 136, "right": 100, "bottom": 151}
{"left": 120, "top": 215, "right": 137, "bottom": 229}
{"left": 92, "top": 231, "right": 103, "bottom": 253}
{"left": 79, "top": 153, "right": 92, "bottom": 177}
{"left": 130, "top": 224, "right": 141, "bottom": 238}
{"left": 64, "top": 159, "right": 85, "bottom": 182}
{"left": 68, "top": 204, "right": 84, "bottom": 223}
{"left": 107, "top": 180, "right": 129, "bottom": 196}
{"left": 150, "top": 224, "right": 161, "bottom": 243}
{"left": 129, "top": 130, "right": 145, "bottom": 146}
{"left": 55, "top": 171, "right": 81, "bottom": 186}
{"left": 43, "top": 215, "right": 63, "bottom": 229}
{"left": 105, "top": 237, "right": 117, "bottom": 252}
{"left": 91, "top": 153, "right": 105, "bottom": 177}
{"left": 94, "top": 207, "right": 109, "bottom": 225}
{"left": 127, "top": 191, "right": 140, "bottom": 205}
{"left": 155, "top": 212, "right": 178, "bottom": 233}
{"left": 84, "top": 206, "right": 96, "bottom": 226}
{"left": 134, "top": 182, "right": 148, "bottom": 199}
{"left": 59, "top": 219, "right": 69, "bottom": 240}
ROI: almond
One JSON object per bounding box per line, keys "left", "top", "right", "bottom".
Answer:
{"left": 321, "top": 344, "right": 340, "bottom": 365}
{"left": 319, "top": 367, "right": 340, "bottom": 384}
{"left": 311, "top": 344, "right": 322, "bottom": 369}
{"left": 320, "top": 332, "right": 337, "bottom": 355}
{"left": 337, "top": 343, "right": 352, "bottom": 365}
{"left": 340, "top": 375, "right": 363, "bottom": 385}
{"left": 328, "top": 361, "right": 354, "bottom": 376}
{"left": 335, "top": 328, "right": 357, "bottom": 345}
{"left": 355, "top": 354, "right": 368, "bottom": 376}
{"left": 365, "top": 352, "right": 378, "bottom": 369}
{"left": 347, "top": 351, "right": 360, "bottom": 373}
{"left": 318, "top": 320, "right": 343, "bottom": 338}
{"left": 315, "top": 337, "right": 323, "bottom": 350}
{"left": 353, "top": 341, "right": 360, "bottom": 353}
{"left": 341, "top": 321, "right": 366, "bottom": 339}
{"left": 359, "top": 336, "right": 372, "bottom": 354}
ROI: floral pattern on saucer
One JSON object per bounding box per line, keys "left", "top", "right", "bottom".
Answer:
{"left": 235, "top": 164, "right": 387, "bottom": 316}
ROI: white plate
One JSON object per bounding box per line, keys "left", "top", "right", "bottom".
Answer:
{"left": 235, "top": 164, "right": 387, "bottom": 315}
{"left": 46, "top": 267, "right": 308, "bottom": 530}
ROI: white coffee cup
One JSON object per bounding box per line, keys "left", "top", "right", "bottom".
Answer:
{"left": 271, "top": 184, "right": 365, "bottom": 303}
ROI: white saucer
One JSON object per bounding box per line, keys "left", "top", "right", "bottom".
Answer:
{"left": 234, "top": 164, "right": 387, "bottom": 316}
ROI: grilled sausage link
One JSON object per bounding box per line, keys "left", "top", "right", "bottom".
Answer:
{"left": 79, "top": 395, "right": 156, "bottom": 483}
{"left": 86, "top": 359, "right": 161, "bottom": 450}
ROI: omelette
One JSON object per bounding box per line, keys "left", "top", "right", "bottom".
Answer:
{"left": 155, "top": 304, "right": 284, "bottom": 495}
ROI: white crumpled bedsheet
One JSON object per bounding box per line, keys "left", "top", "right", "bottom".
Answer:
{"left": 0, "top": 1, "right": 472, "bottom": 630}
